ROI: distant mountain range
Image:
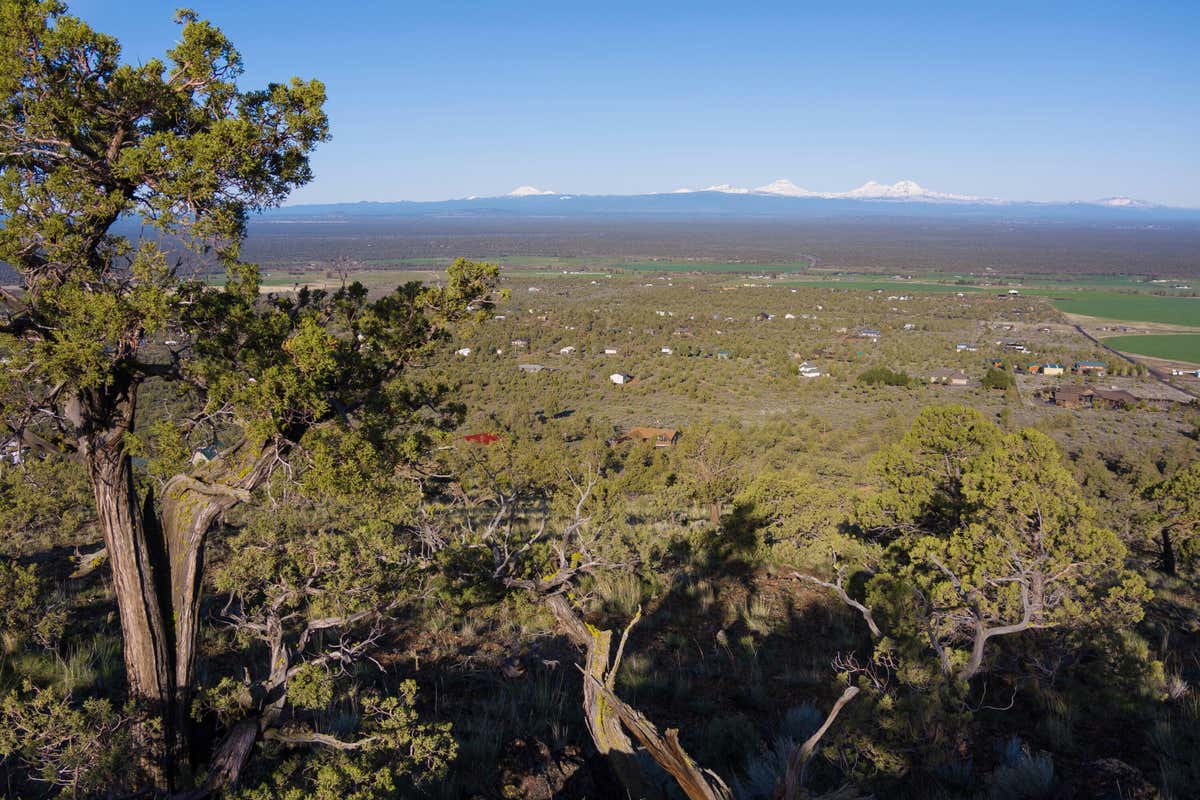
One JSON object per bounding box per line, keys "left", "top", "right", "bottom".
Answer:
{"left": 267, "top": 179, "right": 1198, "bottom": 221}
{"left": 665, "top": 178, "right": 992, "bottom": 203}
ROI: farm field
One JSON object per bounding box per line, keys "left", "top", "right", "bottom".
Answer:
{"left": 339, "top": 256, "right": 821, "bottom": 274}
{"left": 774, "top": 279, "right": 982, "bottom": 293}
{"left": 1029, "top": 290, "right": 1200, "bottom": 325}
{"left": 1103, "top": 333, "right": 1200, "bottom": 364}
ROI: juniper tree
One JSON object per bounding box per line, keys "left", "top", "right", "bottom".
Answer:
{"left": 802, "top": 406, "right": 1149, "bottom": 684}
{"left": 1150, "top": 461, "right": 1200, "bottom": 575}
{"left": 0, "top": 1, "right": 498, "bottom": 785}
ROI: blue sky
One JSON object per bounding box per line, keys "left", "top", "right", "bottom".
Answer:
{"left": 71, "top": 1, "right": 1200, "bottom": 206}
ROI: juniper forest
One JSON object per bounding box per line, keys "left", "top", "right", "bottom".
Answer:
{"left": 1, "top": 4, "right": 1199, "bottom": 799}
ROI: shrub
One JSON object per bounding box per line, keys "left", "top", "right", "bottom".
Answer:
{"left": 0, "top": 561, "right": 65, "bottom": 651}
{"left": 988, "top": 737, "right": 1056, "bottom": 800}
{"left": 982, "top": 367, "right": 1015, "bottom": 389}
{"left": 0, "top": 682, "right": 135, "bottom": 797}
{"left": 857, "top": 367, "right": 913, "bottom": 387}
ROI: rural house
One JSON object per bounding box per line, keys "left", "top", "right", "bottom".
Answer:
{"left": 1073, "top": 361, "right": 1107, "bottom": 376}
{"left": 610, "top": 372, "right": 633, "bottom": 384}
{"left": 1092, "top": 388, "right": 1137, "bottom": 409}
{"left": 928, "top": 368, "right": 970, "bottom": 386}
{"left": 1053, "top": 386, "right": 1137, "bottom": 409}
{"left": 1053, "top": 386, "right": 1088, "bottom": 408}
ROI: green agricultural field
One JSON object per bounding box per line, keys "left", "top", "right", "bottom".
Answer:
{"left": 616, "top": 259, "right": 813, "bottom": 272}
{"left": 1102, "top": 333, "right": 1200, "bottom": 364}
{"left": 777, "top": 279, "right": 984, "bottom": 293}
{"left": 1028, "top": 291, "right": 1200, "bottom": 326}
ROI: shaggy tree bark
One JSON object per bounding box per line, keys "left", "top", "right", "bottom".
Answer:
{"left": 67, "top": 382, "right": 276, "bottom": 779}
{"left": 75, "top": 384, "right": 175, "bottom": 715}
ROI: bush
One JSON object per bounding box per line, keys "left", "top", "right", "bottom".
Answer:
{"left": 988, "top": 737, "right": 1056, "bottom": 800}
{"left": 857, "top": 367, "right": 913, "bottom": 387}
{"left": 982, "top": 367, "right": 1015, "bottom": 390}
{"left": 0, "top": 682, "right": 136, "bottom": 797}
{"left": 0, "top": 561, "right": 65, "bottom": 651}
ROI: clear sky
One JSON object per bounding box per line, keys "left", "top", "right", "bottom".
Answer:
{"left": 71, "top": 0, "right": 1200, "bottom": 206}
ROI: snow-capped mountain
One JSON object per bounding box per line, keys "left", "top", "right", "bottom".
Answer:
{"left": 507, "top": 185, "right": 556, "bottom": 196}
{"left": 753, "top": 178, "right": 817, "bottom": 197}
{"left": 1094, "top": 196, "right": 1156, "bottom": 208}
{"left": 672, "top": 183, "right": 754, "bottom": 194}
{"left": 837, "top": 180, "right": 989, "bottom": 202}
{"left": 671, "top": 178, "right": 987, "bottom": 203}
{"left": 474, "top": 181, "right": 1170, "bottom": 208}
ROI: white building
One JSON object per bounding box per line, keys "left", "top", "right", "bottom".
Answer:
{"left": 798, "top": 362, "right": 821, "bottom": 378}
{"left": 610, "top": 372, "right": 632, "bottom": 385}
{"left": 603, "top": 347, "right": 619, "bottom": 355}
{"left": 559, "top": 346, "right": 576, "bottom": 355}
{"left": 455, "top": 347, "right": 471, "bottom": 357}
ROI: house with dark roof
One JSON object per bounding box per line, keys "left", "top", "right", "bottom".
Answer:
{"left": 1053, "top": 386, "right": 1089, "bottom": 408}
{"left": 1073, "top": 361, "right": 1107, "bottom": 376}
{"left": 1053, "top": 386, "right": 1136, "bottom": 409}
{"left": 1092, "top": 388, "right": 1137, "bottom": 409}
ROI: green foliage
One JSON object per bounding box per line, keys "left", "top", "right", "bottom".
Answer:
{"left": 1152, "top": 461, "right": 1200, "bottom": 571}
{"left": 286, "top": 663, "right": 335, "bottom": 711}
{"left": 0, "top": 681, "right": 136, "bottom": 797}
{"left": 0, "top": 457, "right": 93, "bottom": 551}
{"left": 191, "top": 675, "right": 254, "bottom": 727}
{"left": 981, "top": 367, "right": 1015, "bottom": 390}
{"left": 0, "top": 560, "right": 65, "bottom": 650}
{"left": 857, "top": 366, "right": 913, "bottom": 387}
{"left": 863, "top": 411, "right": 1149, "bottom": 681}
{"left": 232, "top": 682, "right": 456, "bottom": 800}
{"left": 735, "top": 469, "right": 847, "bottom": 561}
{"left": 670, "top": 421, "right": 747, "bottom": 524}
{"left": 859, "top": 404, "right": 1002, "bottom": 534}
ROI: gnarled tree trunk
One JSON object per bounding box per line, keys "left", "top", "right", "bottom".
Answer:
{"left": 72, "top": 384, "right": 177, "bottom": 783}
{"left": 70, "top": 384, "right": 275, "bottom": 786}
{"left": 160, "top": 440, "right": 276, "bottom": 740}
{"left": 544, "top": 594, "right": 659, "bottom": 800}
